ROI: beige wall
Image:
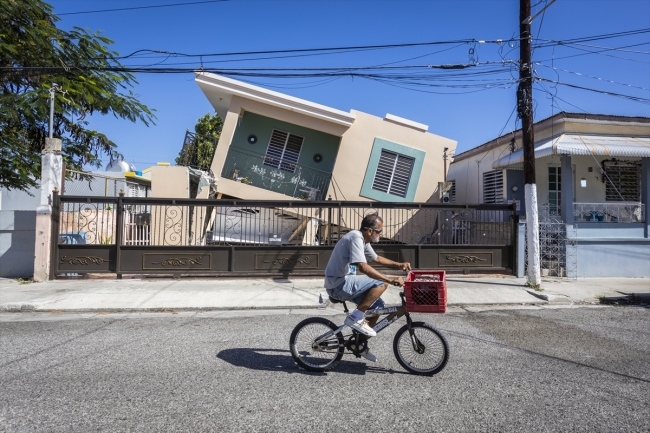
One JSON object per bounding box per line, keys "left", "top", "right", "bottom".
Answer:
{"left": 329, "top": 110, "right": 456, "bottom": 202}
{"left": 151, "top": 166, "right": 190, "bottom": 198}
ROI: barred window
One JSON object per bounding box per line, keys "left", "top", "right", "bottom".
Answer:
{"left": 483, "top": 170, "right": 504, "bottom": 204}
{"left": 372, "top": 150, "right": 415, "bottom": 198}
{"left": 603, "top": 160, "right": 641, "bottom": 201}
{"left": 263, "top": 129, "right": 304, "bottom": 173}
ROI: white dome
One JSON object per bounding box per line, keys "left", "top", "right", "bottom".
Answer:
{"left": 105, "top": 159, "right": 136, "bottom": 173}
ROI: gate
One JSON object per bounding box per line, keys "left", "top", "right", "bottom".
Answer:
{"left": 524, "top": 206, "right": 578, "bottom": 278}
{"left": 50, "top": 192, "right": 517, "bottom": 278}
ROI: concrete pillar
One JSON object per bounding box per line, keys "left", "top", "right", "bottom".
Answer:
{"left": 34, "top": 138, "right": 63, "bottom": 281}
{"left": 561, "top": 155, "right": 573, "bottom": 223}
{"left": 643, "top": 157, "right": 649, "bottom": 238}
{"left": 517, "top": 221, "right": 526, "bottom": 277}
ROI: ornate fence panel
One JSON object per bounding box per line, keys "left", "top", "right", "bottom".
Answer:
{"left": 51, "top": 193, "right": 516, "bottom": 278}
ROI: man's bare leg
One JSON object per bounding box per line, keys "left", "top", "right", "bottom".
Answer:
{"left": 357, "top": 283, "right": 389, "bottom": 327}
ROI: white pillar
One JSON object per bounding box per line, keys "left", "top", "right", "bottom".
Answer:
{"left": 525, "top": 183, "right": 541, "bottom": 285}
{"left": 33, "top": 138, "right": 63, "bottom": 281}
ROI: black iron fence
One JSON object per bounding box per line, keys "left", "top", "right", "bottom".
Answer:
{"left": 51, "top": 193, "right": 516, "bottom": 277}
{"left": 221, "top": 148, "right": 332, "bottom": 200}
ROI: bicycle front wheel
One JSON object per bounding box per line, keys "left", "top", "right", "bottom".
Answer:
{"left": 290, "top": 317, "right": 344, "bottom": 373}
{"left": 393, "top": 322, "right": 449, "bottom": 376}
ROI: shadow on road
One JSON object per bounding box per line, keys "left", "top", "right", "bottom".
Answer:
{"left": 216, "top": 348, "right": 407, "bottom": 376}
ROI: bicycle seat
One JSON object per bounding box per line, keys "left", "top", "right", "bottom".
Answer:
{"left": 328, "top": 296, "right": 344, "bottom": 304}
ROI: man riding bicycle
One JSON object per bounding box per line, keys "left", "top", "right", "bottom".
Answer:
{"left": 324, "top": 213, "right": 411, "bottom": 362}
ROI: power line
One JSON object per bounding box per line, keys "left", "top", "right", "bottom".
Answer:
{"left": 58, "top": 0, "right": 229, "bottom": 16}
{"left": 536, "top": 77, "right": 650, "bottom": 104}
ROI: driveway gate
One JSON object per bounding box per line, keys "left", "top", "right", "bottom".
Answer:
{"left": 51, "top": 192, "right": 517, "bottom": 278}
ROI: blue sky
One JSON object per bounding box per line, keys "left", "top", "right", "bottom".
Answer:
{"left": 48, "top": 0, "right": 650, "bottom": 171}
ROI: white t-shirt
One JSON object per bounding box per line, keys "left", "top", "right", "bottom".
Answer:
{"left": 324, "top": 230, "right": 378, "bottom": 289}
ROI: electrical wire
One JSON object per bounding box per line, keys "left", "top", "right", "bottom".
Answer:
{"left": 58, "top": 0, "right": 229, "bottom": 16}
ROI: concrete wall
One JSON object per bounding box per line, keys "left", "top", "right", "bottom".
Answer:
{"left": 332, "top": 110, "right": 456, "bottom": 202}
{"left": 570, "top": 223, "right": 650, "bottom": 277}
{"left": 0, "top": 210, "right": 36, "bottom": 278}
{"left": 151, "top": 166, "right": 190, "bottom": 198}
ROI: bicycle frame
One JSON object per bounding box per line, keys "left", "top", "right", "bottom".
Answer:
{"left": 314, "top": 292, "right": 417, "bottom": 349}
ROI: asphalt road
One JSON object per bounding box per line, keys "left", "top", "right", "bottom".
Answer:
{"left": 1, "top": 307, "right": 649, "bottom": 432}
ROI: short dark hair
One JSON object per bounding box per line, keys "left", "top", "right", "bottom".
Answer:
{"left": 360, "top": 213, "right": 383, "bottom": 231}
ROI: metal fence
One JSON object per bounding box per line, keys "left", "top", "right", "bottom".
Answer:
{"left": 52, "top": 193, "right": 516, "bottom": 277}
{"left": 56, "top": 196, "right": 514, "bottom": 247}
{"left": 220, "top": 148, "right": 333, "bottom": 200}
{"left": 573, "top": 202, "right": 644, "bottom": 223}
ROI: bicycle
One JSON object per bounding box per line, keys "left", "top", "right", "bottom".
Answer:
{"left": 289, "top": 290, "right": 449, "bottom": 376}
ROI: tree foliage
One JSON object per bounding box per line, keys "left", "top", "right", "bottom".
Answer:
{"left": 0, "top": 0, "right": 155, "bottom": 191}
{"left": 175, "top": 112, "right": 223, "bottom": 171}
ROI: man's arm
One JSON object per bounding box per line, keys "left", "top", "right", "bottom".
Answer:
{"left": 357, "top": 262, "right": 404, "bottom": 286}
{"left": 371, "top": 256, "right": 412, "bottom": 271}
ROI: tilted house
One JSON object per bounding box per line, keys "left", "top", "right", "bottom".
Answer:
{"left": 194, "top": 73, "right": 456, "bottom": 246}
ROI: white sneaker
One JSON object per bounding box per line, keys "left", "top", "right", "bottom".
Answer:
{"left": 360, "top": 349, "right": 378, "bottom": 363}
{"left": 344, "top": 315, "right": 377, "bottom": 337}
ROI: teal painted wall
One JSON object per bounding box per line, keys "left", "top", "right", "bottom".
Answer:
{"left": 222, "top": 111, "right": 341, "bottom": 199}
{"left": 360, "top": 137, "right": 426, "bottom": 202}
{"left": 229, "top": 111, "right": 340, "bottom": 172}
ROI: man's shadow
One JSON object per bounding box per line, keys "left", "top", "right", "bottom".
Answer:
{"left": 216, "top": 348, "right": 406, "bottom": 376}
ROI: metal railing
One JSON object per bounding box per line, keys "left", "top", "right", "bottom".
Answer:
{"left": 573, "top": 202, "right": 645, "bottom": 223}
{"left": 55, "top": 194, "right": 515, "bottom": 247}
{"left": 220, "top": 148, "right": 333, "bottom": 200}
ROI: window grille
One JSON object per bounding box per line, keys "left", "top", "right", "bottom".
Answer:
{"left": 603, "top": 160, "right": 641, "bottom": 201}
{"left": 483, "top": 170, "right": 504, "bottom": 204}
{"left": 372, "top": 150, "right": 415, "bottom": 198}
{"left": 263, "top": 129, "right": 304, "bottom": 173}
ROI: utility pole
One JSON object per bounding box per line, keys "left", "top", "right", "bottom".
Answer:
{"left": 519, "top": 0, "right": 541, "bottom": 286}
{"left": 443, "top": 147, "right": 449, "bottom": 182}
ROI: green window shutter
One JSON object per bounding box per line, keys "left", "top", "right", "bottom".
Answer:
{"left": 371, "top": 150, "right": 415, "bottom": 198}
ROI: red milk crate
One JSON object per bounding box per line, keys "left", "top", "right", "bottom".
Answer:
{"left": 404, "top": 270, "right": 447, "bottom": 313}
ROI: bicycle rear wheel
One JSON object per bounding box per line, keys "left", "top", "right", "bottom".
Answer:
{"left": 393, "top": 322, "right": 449, "bottom": 376}
{"left": 290, "top": 317, "right": 344, "bottom": 373}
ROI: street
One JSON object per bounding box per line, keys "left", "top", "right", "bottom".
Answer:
{"left": 1, "top": 307, "right": 648, "bottom": 432}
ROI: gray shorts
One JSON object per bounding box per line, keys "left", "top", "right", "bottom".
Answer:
{"left": 327, "top": 274, "right": 386, "bottom": 307}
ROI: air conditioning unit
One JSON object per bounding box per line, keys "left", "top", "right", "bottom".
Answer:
{"left": 442, "top": 193, "right": 450, "bottom": 203}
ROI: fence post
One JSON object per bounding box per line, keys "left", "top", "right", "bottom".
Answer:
{"left": 115, "top": 190, "right": 125, "bottom": 279}
{"left": 48, "top": 188, "right": 60, "bottom": 280}
{"left": 327, "top": 195, "right": 333, "bottom": 245}
{"left": 511, "top": 204, "right": 519, "bottom": 276}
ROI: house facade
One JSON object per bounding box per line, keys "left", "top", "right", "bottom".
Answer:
{"left": 195, "top": 73, "right": 456, "bottom": 203}
{"left": 447, "top": 112, "right": 650, "bottom": 278}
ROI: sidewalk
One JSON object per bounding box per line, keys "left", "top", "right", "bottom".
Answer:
{"left": 1, "top": 275, "right": 648, "bottom": 313}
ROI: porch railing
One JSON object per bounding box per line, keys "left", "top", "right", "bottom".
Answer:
{"left": 220, "top": 148, "right": 332, "bottom": 200}
{"left": 573, "top": 202, "right": 645, "bottom": 223}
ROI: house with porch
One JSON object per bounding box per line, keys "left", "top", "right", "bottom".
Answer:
{"left": 446, "top": 112, "right": 650, "bottom": 278}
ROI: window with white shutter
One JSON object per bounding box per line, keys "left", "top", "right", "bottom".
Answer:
{"left": 483, "top": 170, "right": 504, "bottom": 204}
{"left": 263, "top": 129, "right": 304, "bottom": 173}
{"left": 371, "top": 150, "right": 415, "bottom": 198}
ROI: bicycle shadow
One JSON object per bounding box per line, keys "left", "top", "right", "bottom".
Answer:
{"left": 216, "top": 348, "right": 407, "bottom": 376}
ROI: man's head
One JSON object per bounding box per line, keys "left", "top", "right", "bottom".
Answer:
{"left": 360, "top": 213, "right": 384, "bottom": 243}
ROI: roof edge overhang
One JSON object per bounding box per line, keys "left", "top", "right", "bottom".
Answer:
{"left": 493, "top": 134, "right": 650, "bottom": 169}
{"left": 195, "top": 72, "right": 356, "bottom": 127}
